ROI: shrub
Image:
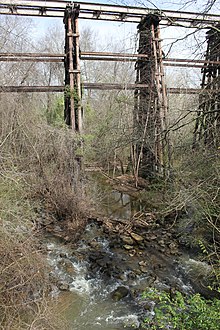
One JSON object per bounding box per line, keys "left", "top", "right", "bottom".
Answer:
{"left": 0, "top": 174, "right": 65, "bottom": 329}
{"left": 142, "top": 288, "right": 220, "bottom": 330}
{"left": 0, "top": 93, "right": 85, "bottom": 328}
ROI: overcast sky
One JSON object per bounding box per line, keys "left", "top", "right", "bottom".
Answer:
{"left": 29, "top": 0, "right": 219, "bottom": 87}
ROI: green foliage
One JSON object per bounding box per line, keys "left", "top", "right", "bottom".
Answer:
{"left": 46, "top": 95, "right": 65, "bottom": 127}
{"left": 198, "top": 240, "right": 208, "bottom": 255}
{"left": 64, "top": 85, "right": 80, "bottom": 102}
{"left": 85, "top": 101, "right": 94, "bottom": 118}
{"left": 142, "top": 288, "right": 220, "bottom": 329}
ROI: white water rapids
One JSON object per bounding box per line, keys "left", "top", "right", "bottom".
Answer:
{"left": 47, "top": 239, "right": 141, "bottom": 330}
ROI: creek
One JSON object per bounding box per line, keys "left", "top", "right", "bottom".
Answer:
{"left": 45, "top": 172, "right": 215, "bottom": 329}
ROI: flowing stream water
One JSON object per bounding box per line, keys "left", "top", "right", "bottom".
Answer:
{"left": 45, "top": 173, "right": 213, "bottom": 329}
{"left": 47, "top": 238, "right": 141, "bottom": 329}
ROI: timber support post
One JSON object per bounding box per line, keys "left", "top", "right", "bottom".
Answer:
{"left": 64, "top": 4, "right": 82, "bottom": 132}
{"left": 193, "top": 24, "right": 220, "bottom": 149}
{"left": 133, "top": 14, "right": 170, "bottom": 180}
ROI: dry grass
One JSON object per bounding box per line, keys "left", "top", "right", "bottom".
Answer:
{"left": 0, "top": 93, "right": 86, "bottom": 328}
{"left": 0, "top": 173, "right": 68, "bottom": 329}
{"left": 1, "top": 92, "right": 86, "bottom": 226}
{"left": 0, "top": 230, "right": 46, "bottom": 329}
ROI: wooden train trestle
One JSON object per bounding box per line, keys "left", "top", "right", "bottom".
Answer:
{"left": 64, "top": 4, "right": 82, "bottom": 132}
{"left": 193, "top": 24, "right": 220, "bottom": 149}
{"left": 133, "top": 15, "right": 170, "bottom": 179}
{"left": 62, "top": 9, "right": 171, "bottom": 177}
{"left": 0, "top": 1, "right": 219, "bottom": 178}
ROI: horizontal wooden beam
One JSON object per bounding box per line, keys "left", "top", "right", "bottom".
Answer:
{"left": 0, "top": 52, "right": 64, "bottom": 57}
{"left": 0, "top": 86, "right": 65, "bottom": 92}
{"left": 0, "top": 84, "right": 216, "bottom": 94}
{"left": 0, "top": 57, "right": 63, "bottom": 62}
{"left": 84, "top": 83, "right": 148, "bottom": 90}
{"left": 81, "top": 51, "right": 148, "bottom": 58}
{"left": 0, "top": 84, "right": 147, "bottom": 92}
{"left": 1, "top": 52, "right": 220, "bottom": 68}
{"left": 164, "top": 57, "right": 220, "bottom": 65}
{"left": 0, "top": 1, "right": 219, "bottom": 26}
{"left": 0, "top": 59, "right": 215, "bottom": 68}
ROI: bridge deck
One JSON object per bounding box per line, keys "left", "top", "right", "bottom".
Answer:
{"left": 0, "top": 0, "right": 219, "bottom": 26}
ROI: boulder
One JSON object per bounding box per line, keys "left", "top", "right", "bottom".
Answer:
{"left": 130, "top": 232, "right": 144, "bottom": 242}
{"left": 111, "top": 286, "right": 129, "bottom": 301}
{"left": 123, "top": 244, "right": 134, "bottom": 250}
{"left": 121, "top": 235, "right": 134, "bottom": 245}
{"left": 140, "top": 265, "right": 148, "bottom": 273}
